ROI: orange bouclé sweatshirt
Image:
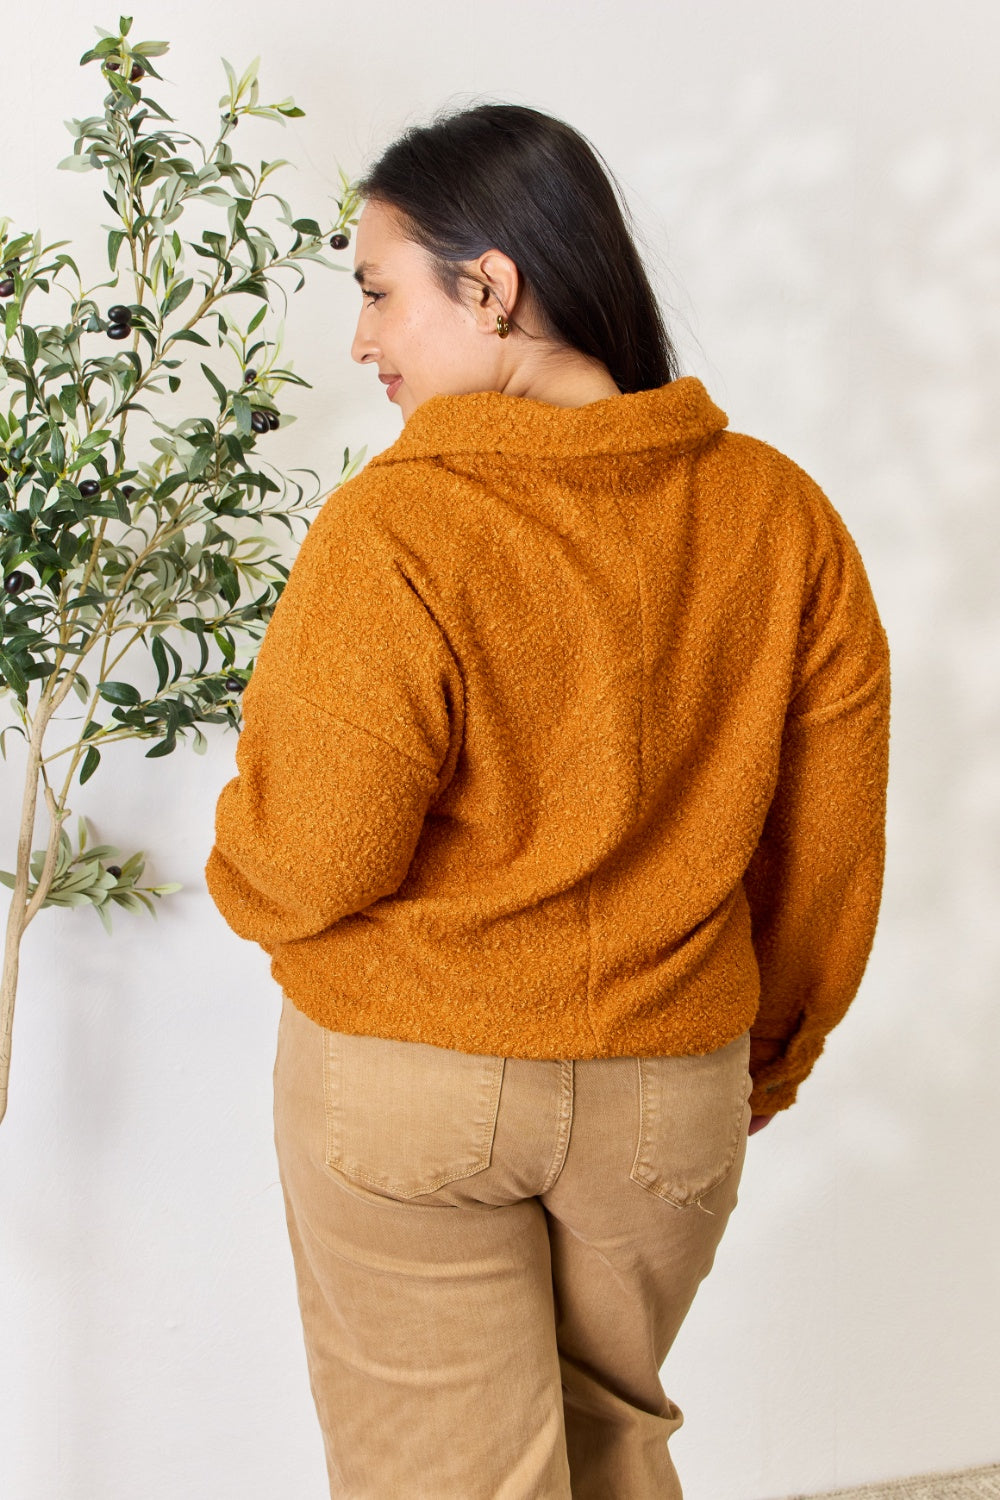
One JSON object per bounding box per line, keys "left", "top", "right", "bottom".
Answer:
{"left": 204, "top": 377, "right": 890, "bottom": 1113}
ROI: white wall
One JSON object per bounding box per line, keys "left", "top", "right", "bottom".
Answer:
{"left": 2, "top": 2, "right": 999, "bottom": 1497}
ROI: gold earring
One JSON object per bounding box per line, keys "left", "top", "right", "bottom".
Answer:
{"left": 496, "top": 313, "right": 509, "bottom": 338}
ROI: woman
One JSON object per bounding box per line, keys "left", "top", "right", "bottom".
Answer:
{"left": 205, "top": 102, "right": 890, "bottom": 1499}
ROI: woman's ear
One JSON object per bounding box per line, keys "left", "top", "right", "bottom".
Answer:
{"left": 473, "top": 248, "right": 521, "bottom": 331}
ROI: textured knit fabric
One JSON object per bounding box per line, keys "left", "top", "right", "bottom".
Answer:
{"left": 204, "top": 376, "right": 891, "bottom": 1114}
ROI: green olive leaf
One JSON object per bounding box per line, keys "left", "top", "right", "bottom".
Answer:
{"left": 231, "top": 392, "right": 252, "bottom": 436}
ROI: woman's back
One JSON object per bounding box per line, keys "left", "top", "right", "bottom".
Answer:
{"left": 206, "top": 374, "right": 889, "bottom": 1115}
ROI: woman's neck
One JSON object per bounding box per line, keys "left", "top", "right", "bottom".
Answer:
{"left": 501, "top": 350, "right": 623, "bottom": 408}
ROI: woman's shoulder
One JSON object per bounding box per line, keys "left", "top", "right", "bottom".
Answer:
{"left": 708, "top": 425, "right": 825, "bottom": 489}
{"left": 705, "top": 427, "right": 855, "bottom": 539}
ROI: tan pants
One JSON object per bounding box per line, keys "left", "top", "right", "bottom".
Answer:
{"left": 273, "top": 993, "right": 751, "bottom": 1499}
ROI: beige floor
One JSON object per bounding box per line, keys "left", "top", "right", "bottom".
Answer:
{"left": 776, "top": 1464, "right": 1000, "bottom": 1500}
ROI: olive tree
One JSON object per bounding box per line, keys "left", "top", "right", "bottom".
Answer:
{"left": 0, "top": 16, "right": 365, "bottom": 1123}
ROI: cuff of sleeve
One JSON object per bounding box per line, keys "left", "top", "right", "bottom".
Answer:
{"left": 749, "top": 1075, "right": 801, "bottom": 1114}
{"left": 749, "top": 1018, "right": 831, "bottom": 1114}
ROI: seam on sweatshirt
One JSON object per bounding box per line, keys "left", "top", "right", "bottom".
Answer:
{"left": 287, "top": 689, "right": 441, "bottom": 781}
{"left": 786, "top": 660, "right": 889, "bottom": 729}
{"left": 584, "top": 478, "right": 645, "bottom": 1049}
{"left": 604, "top": 480, "right": 646, "bottom": 812}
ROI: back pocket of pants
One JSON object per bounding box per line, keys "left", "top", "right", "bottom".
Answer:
{"left": 323, "top": 1030, "right": 506, "bottom": 1199}
{"left": 629, "top": 1032, "right": 751, "bottom": 1207}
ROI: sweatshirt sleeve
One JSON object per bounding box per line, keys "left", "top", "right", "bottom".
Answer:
{"left": 203, "top": 487, "right": 462, "bottom": 955}
{"left": 743, "top": 491, "right": 891, "bottom": 1114}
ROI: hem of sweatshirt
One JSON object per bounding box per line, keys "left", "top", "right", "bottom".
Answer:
{"left": 274, "top": 971, "right": 761, "bottom": 1064}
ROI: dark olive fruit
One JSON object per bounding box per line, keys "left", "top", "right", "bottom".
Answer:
{"left": 107, "top": 865, "right": 122, "bottom": 878}
{"left": 106, "top": 58, "right": 121, "bottom": 72}
{"left": 0, "top": 464, "right": 7, "bottom": 482}
{"left": 4, "top": 570, "right": 32, "bottom": 595}
{"left": 0, "top": 279, "right": 15, "bottom": 298}
{"left": 107, "top": 322, "right": 132, "bottom": 340}
{"left": 250, "top": 410, "right": 269, "bottom": 434}
{"left": 121, "top": 485, "right": 135, "bottom": 498}
{"left": 79, "top": 480, "right": 101, "bottom": 497}
{"left": 223, "top": 112, "right": 238, "bottom": 125}
{"left": 243, "top": 368, "right": 257, "bottom": 384}
{"left": 108, "top": 304, "right": 131, "bottom": 323}
{"left": 266, "top": 410, "right": 280, "bottom": 430}
{"left": 224, "top": 676, "right": 244, "bottom": 693}
{"left": 130, "top": 64, "right": 145, "bottom": 82}
{"left": 329, "top": 233, "right": 349, "bottom": 250}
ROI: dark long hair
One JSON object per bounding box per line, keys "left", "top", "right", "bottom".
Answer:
{"left": 354, "top": 102, "right": 680, "bottom": 394}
